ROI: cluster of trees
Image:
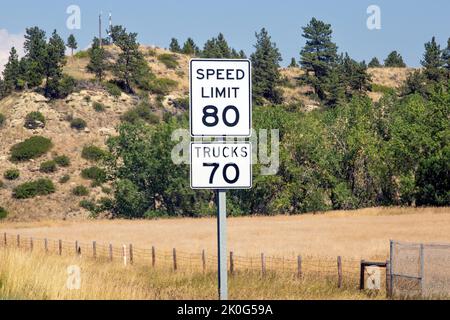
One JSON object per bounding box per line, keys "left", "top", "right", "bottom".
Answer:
{"left": 0, "top": 27, "right": 78, "bottom": 99}
{"left": 368, "top": 51, "right": 407, "bottom": 68}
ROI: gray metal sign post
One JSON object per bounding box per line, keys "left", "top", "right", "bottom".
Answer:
{"left": 217, "top": 189, "right": 228, "bottom": 300}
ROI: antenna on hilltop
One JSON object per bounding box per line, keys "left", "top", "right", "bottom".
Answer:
{"left": 99, "top": 11, "right": 103, "bottom": 47}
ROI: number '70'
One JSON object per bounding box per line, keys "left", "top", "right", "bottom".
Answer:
{"left": 203, "top": 163, "right": 240, "bottom": 184}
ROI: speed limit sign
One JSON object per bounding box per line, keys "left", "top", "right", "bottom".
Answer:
{"left": 190, "top": 59, "right": 252, "bottom": 137}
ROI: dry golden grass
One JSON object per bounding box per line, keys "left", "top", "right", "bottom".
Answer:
{"left": 1, "top": 207, "right": 449, "bottom": 260}
{"left": 0, "top": 247, "right": 377, "bottom": 300}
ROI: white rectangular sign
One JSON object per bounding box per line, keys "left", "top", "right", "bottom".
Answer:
{"left": 190, "top": 143, "right": 252, "bottom": 189}
{"left": 190, "top": 59, "right": 252, "bottom": 137}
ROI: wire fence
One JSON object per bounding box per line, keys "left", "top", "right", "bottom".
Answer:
{"left": 1, "top": 232, "right": 382, "bottom": 290}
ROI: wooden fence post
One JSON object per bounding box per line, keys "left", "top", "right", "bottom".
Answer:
{"left": 30, "top": 237, "right": 33, "bottom": 252}
{"left": 230, "top": 251, "right": 234, "bottom": 276}
{"left": 261, "top": 253, "right": 266, "bottom": 277}
{"left": 297, "top": 255, "right": 302, "bottom": 279}
{"left": 173, "top": 248, "right": 177, "bottom": 271}
{"left": 109, "top": 244, "right": 113, "bottom": 262}
{"left": 337, "top": 256, "right": 343, "bottom": 288}
{"left": 17, "top": 234, "right": 20, "bottom": 248}
{"left": 152, "top": 246, "right": 156, "bottom": 268}
{"left": 44, "top": 238, "right": 48, "bottom": 253}
{"left": 93, "top": 241, "right": 97, "bottom": 259}
{"left": 129, "top": 244, "right": 133, "bottom": 265}
{"left": 386, "top": 260, "right": 392, "bottom": 298}
{"left": 58, "top": 240, "right": 62, "bottom": 255}
{"left": 359, "top": 260, "right": 365, "bottom": 290}
{"left": 202, "top": 249, "right": 206, "bottom": 273}
{"left": 122, "top": 245, "right": 127, "bottom": 266}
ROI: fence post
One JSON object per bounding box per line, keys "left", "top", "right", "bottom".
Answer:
{"left": 75, "top": 241, "right": 79, "bottom": 256}
{"left": 202, "top": 249, "right": 206, "bottom": 273}
{"left": 337, "top": 256, "right": 342, "bottom": 288}
{"left": 30, "top": 237, "right": 33, "bottom": 252}
{"left": 389, "top": 240, "right": 394, "bottom": 298}
{"left": 17, "top": 234, "right": 20, "bottom": 248}
{"left": 359, "top": 260, "right": 365, "bottom": 290}
{"left": 58, "top": 240, "right": 62, "bottom": 255}
{"left": 419, "top": 244, "right": 424, "bottom": 295}
{"left": 230, "top": 251, "right": 234, "bottom": 276}
{"left": 386, "top": 260, "right": 391, "bottom": 298}
{"left": 109, "top": 244, "right": 113, "bottom": 262}
{"left": 173, "top": 248, "right": 177, "bottom": 271}
{"left": 129, "top": 244, "right": 133, "bottom": 265}
{"left": 297, "top": 255, "right": 302, "bottom": 279}
{"left": 93, "top": 241, "right": 97, "bottom": 259}
{"left": 152, "top": 246, "right": 156, "bottom": 268}
{"left": 261, "top": 253, "right": 266, "bottom": 277}
{"left": 44, "top": 238, "right": 48, "bottom": 253}
{"left": 122, "top": 245, "right": 127, "bottom": 266}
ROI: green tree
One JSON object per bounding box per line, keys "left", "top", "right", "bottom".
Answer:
{"left": 250, "top": 28, "right": 283, "bottom": 104}
{"left": 289, "top": 57, "right": 298, "bottom": 68}
{"left": 368, "top": 57, "right": 381, "bottom": 68}
{"left": 300, "top": 18, "right": 338, "bottom": 100}
{"left": 421, "top": 36, "right": 444, "bottom": 82}
{"left": 2, "top": 47, "right": 22, "bottom": 92}
{"left": 442, "top": 38, "right": 450, "bottom": 78}
{"left": 67, "top": 34, "right": 78, "bottom": 56}
{"left": 169, "top": 38, "right": 181, "bottom": 53}
{"left": 22, "top": 26, "right": 47, "bottom": 87}
{"left": 43, "top": 30, "right": 67, "bottom": 98}
{"left": 384, "top": 51, "right": 406, "bottom": 67}
{"left": 87, "top": 37, "right": 108, "bottom": 81}
{"left": 182, "top": 38, "right": 199, "bottom": 56}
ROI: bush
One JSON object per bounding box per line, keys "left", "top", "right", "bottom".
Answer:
{"left": 147, "top": 78, "right": 178, "bottom": 95}
{"left": 105, "top": 82, "right": 122, "bottom": 98}
{"left": 157, "top": 53, "right": 179, "bottom": 69}
{"left": 79, "top": 199, "right": 96, "bottom": 212}
{"left": 59, "top": 174, "right": 70, "bottom": 184}
{"left": 0, "top": 206, "right": 7, "bottom": 220}
{"left": 24, "top": 111, "right": 46, "bottom": 129}
{"left": 98, "top": 197, "right": 114, "bottom": 212}
{"left": 82, "top": 145, "right": 107, "bottom": 162}
{"left": 81, "top": 166, "right": 107, "bottom": 183}
{"left": 46, "top": 75, "right": 77, "bottom": 99}
{"left": 0, "top": 113, "right": 5, "bottom": 127}
{"left": 40, "top": 160, "right": 57, "bottom": 173}
{"left": 10, "top": 136, "right": 52, "bottom": 162}
{"left": 72, "top": 185, "right": 89, "bottom": 196}
{"left": 54, "top": 155, "right": 70, "bottom": 167}
{"left": 13, "top": 179, "right": 55, "bottom": 199}
{"left": 172, "top": 96, "right": 189, "bottom": 110}
{"left": 93, "top": 102, "right": 106, "bottom": 112}
{"left": 74, "top": 50, "right": 89, "bottom": 59}
{"left": 70, "top": 118, "right": 87, "bottom": 130}
{"left": 121, "top": 104, "right": 159, "bottom": 124}
{"left": 4, "top": 169, "right": 20, "bottom": 180}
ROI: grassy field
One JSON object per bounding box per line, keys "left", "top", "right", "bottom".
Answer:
{"left": 1, "top": 207, "right": 449, "bottom": 260}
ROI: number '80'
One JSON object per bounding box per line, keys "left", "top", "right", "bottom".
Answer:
{"left": 202, "top": 105, "right": 240, "bottom": 127}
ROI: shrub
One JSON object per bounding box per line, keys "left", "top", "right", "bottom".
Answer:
{"left": 97, "top": 197, "right": 114, "bottom": 212}
{"left": 81, "top": 166, "right": 107, "bottom": 183}
{"left": 24, "top": 111, "right": 46, "bottom": 129}
{"left": 4, "top": 169, "right": 20, "bottom": 180}
{"left": 172, "top": 96, "right": 189, "bottom": 110}
{"left": 79, "top": 199, "right": 96, "bottom": 212}
{"left": 0, "top": 113, "right": 5, "bottom": 127}
{"left": 70, "top": 118, "right": 87, "bottom": 130}
{"left": 54, "top": 155, "right": 70, "bottom": 167}
{"left": 101, "top": 186, "right": 112, "bottom": 194}
{"left": 82, "top": 145, "right": 107, "bottom": 162}
{"left": 147, "top": 78, "right": 178, "bottom": 95}
{"left": 121, "top": 104, "right": 159, "bottom": 124}
{"left": 46, "top": 75, "right": 77, "bottom": 99}
{"left": 93, "top": 102, "right": 106, "bottom": 112}
{"left": 72, "top": 185, "right": 89, "bottom": 196}
{"left": 13, "top": 179, "right": 55, "bottom": 199}
{"left": 10, "top": 136, "right": 52, "bottom": 162}
{"left": 0, "top": 206, "right": 7, "bottom": 220}
{"left": 40, "top": 160, "right": 57, "bottom": 173}
{"left": 157, "top": 54, "right": 179, "bottom": 69}
{"left": 105, "top": 82, "right": 122, "bottom": 98}
{"left": 59, "top": 174, "right": 70, "bottom": 184}
{"left": 74, "top": 50, "right": 89, "bottom": 59}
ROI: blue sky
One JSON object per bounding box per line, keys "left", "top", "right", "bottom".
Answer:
{"left": 1, "top": 0, "right": 450, "bottom": 69}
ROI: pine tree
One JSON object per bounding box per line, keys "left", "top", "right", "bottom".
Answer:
{"left": 43, "top": 30, "right": 67, "bottom": 97}
{"left": 442, "top": 38, "right": 450, "bottom": 78}
{"left": 169, "top": 38, "right": 181, "bottom": 53}
{"left": 23, "top": 26, "right": 47, "bottom": 87}
{"left": 339, "top": 53, "right": 371, "bottom": 94}
{"left": 216, "top": 33, "right": 231, "bottom": 58}
{"left": 182, "top": 38, "right": 199, "bottom": 56}
{"left": 300, "top": 18, "right": 338, "bottom": 100}
{"left": 250, "top": 28, "right": 283, "bottom": 104}
{"left": 87, "top": 37, "right": 108, "bottom": 81}
{"left": 238, "top": 50, "right": 247, "bottom": 59}
{"left": 421, "top": 36, "right": 444, "bottom": 82}
{"left": 289, "top": 57, "right": 298, "bottom": 68}
{"left": 202, "top": 38, "right": 221, "bottom": 58}
{"left": 2, "top": 47, "right": 21, "bottom": 92}
{"left": 368, "top": 57, "right": 381, "bottom": 68}
{"left": 67, "top": 34, "right": 78, "bottom": 56}
{"left": 384, "top": 51, "right": 406, "bottom": 67}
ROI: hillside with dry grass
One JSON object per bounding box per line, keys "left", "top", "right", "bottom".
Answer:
{"left": 0, "top": 45, "right": 417, "bottom": 222}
